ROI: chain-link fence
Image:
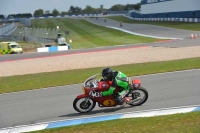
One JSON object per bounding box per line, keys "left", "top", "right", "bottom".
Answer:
{"left": 0, "top": 35, "right": 55, "bottom": 44}
{"left": 0, "top": 17, "right": 57, "bottom": 44}
{"left": 0, "top": 27, "right": 57, "bottom": 44}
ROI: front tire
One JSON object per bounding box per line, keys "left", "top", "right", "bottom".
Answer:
{"left": 73, "top": 98, "right": 96, "bottom": 113}
{"left": 128, "top": 87, "right": 148, "bottom": 106}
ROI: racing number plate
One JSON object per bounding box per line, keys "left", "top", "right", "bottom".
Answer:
{"left": 103, "top": 100, "right": 115, "bottom": 106}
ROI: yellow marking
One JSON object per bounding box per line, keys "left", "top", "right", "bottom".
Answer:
{"left": 103, "top": 100, "right": 115, "bottom": 106}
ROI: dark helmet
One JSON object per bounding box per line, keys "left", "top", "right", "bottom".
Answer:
{"left": 101, "top": 68, "right": 113, "bottom": 81}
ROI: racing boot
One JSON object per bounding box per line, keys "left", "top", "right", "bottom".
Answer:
{"left": 120, "top": 97, "right": 131, "bottom": 107}
{"left": 124, "top": 97, "right": 131, "bottom": 103}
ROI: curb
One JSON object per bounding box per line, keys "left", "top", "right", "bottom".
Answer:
{"left": 0, "top": 105, "right": 200, "bottom": 133}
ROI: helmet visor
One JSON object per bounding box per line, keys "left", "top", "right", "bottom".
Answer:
{"left": 102, "top": 73, "right": 109, "bottom": 81}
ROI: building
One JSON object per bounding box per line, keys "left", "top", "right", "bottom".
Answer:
{"left": 131, "top": 0, "right": 200, "bottom": 18}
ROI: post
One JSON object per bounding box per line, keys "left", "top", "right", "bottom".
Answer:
{"left": 46, "top": 33, "right": 48, "bottom": 44}
{"left": 19, "top": 32, "right": 22, "bottom": 42}
{"left": 24, "top": 27, "right": 27, "bottom": 42}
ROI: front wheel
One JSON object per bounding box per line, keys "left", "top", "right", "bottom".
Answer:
{"left": 73, "top": 98, "right": 96, "bottom": 113}
{"left": 128, "top": 87, "right": 148, "bottom": 106}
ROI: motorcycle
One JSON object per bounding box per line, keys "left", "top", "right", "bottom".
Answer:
{"left": 73, "top": 74, "right": 148, "bottom": 113}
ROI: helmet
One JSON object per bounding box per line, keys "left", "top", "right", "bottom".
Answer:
{"left": 101, "top": 68, "right": 113, "bottom": 81}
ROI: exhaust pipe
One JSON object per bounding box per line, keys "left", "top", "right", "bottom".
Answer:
{"left": 128, "top": 97, "right": 142, "bottom": 104}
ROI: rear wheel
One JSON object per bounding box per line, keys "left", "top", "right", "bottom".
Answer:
{"left": 73, "top": 98, "right": 96, "bottom": 113}
{"left": 128, "top": 87, "right": 148, "bottom": 106}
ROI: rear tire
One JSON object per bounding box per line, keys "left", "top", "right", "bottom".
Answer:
{"left": 73, "top": 98, "right": 96, "bottom": 113}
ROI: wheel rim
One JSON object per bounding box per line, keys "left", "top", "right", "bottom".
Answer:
{"left": 129, "top": 90, "right": 146, "bottom": 105}
{"left": 76, "top": 98, "right": 95, "bottom": 112}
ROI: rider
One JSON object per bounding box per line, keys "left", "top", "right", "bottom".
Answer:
{"left": 120, "top": 21, "right": 123, "bottom": 27}
{"left": 91, "top": 67, "right": 132, "bottom": 106}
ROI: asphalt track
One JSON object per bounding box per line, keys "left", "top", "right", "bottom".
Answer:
{"left": 0, "top": 17, "right": 200, "bottom": 62}
{"left": 0, "top": 69, "right": 200, "bottom": 128}
{"left": 86, "top": 17, "right": 200, "bottom": 39}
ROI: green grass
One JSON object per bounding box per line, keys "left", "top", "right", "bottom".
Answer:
{"left": 31, "top": 18, "right": 161, "bottom": 49}
{"left": 106, "top": 16, "right": 200, "bottom": 31}
{"left": 30, "top": 111, "right": 200, "bottom": 133}
{"left": 0, "top": 57, "right": 200, "bottom": 94}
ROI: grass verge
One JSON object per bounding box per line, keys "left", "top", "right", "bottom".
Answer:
{"left": 106, "top": 16, "right": 200, "bottom": 31}
{"left": 30, "top": 111, "right": 200, "bottom": 133}
{"left": 31, "top": 18, "right": 161, "bottom": 49}
{"left": 0, "top": 57, "right": 200, "bottom": 94}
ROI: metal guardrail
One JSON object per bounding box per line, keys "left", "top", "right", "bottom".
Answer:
{"left": 20, "top": 18, "right": 31, "bottom": 27}
{"left": 0, "top": 22, "right": 16, "bottom": 36}
{"left": 124, "top": 15, "right": 200, "bottom": 23}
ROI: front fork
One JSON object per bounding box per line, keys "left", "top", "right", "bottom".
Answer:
{"left": 83, "top": 97, "right": 92, "bottom": 108}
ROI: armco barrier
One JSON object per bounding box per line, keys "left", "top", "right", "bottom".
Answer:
{"left": 0, "top": 22, "right": 16, "bottom": 36}
{"left": 37, "top": 46, "right": 69, "bottom": 52}
{"left": 124, "top": 15, "right": 200, "bottom": 23}
{"left": 0, "top": 105, "right": 199, "bottom": 133}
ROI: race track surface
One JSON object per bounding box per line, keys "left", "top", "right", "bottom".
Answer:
{"left": 0, "top": 69, "right": 200, "bottom": 128}
{"left": 86, "top": 17, "right": 200, "bottom": 39}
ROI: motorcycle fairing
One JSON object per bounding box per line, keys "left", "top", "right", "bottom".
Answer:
{"left": 77, "top": 94, "right": 88, "bottom": 99}
{"left": 93, "top": 95, "right": 117, "bottom": 107}
{"left": 132, "top": 79, "right": 141, "bottom": 89}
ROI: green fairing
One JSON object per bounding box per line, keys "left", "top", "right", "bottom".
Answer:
{"left": 102, "top": 71, "right": 130, "bottom": 96}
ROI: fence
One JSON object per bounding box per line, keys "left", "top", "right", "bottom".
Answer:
{"left": 124, "top": 15, "right": 200, "bottom": 23}
{"left": 0, "top": 27, "right": 57, "bottom": 44}
{"left": 0, "top": 36, "right": 55, "bottom": 44}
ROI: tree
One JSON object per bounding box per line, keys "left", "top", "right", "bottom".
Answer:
{"left": 61, "top": 11, "right": 68, "bottom": 15}
{"left": 0, "top": 14, "right": 5, "bottom": 19}
{"left": 124, "top": 3, "right": 141, "bottom": 11}
{"left": 34, "top": 9, "right": 44, "bottom": 17}
{"left": 45, "top": 10, "right": 50, "bottom": 14}
{"left": 69, "top": 6, "right": 75, "bottom": 14}
{"left": 110, "top": 4, "right": 125, "bottom": 11}
{"left": 95, "top": 8, "right": 102, "bottom": 14}
{"left": 135, "top": 3, "right": 141, "bottom": 10}
{"left": 74, "top": 6, "right": 82, "bottom": 14}
{"left": 52, "top": 9, "right": 60, "bottom": 16}
{"left": 82, "top": 5, "right": 93, "bottom": 14}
